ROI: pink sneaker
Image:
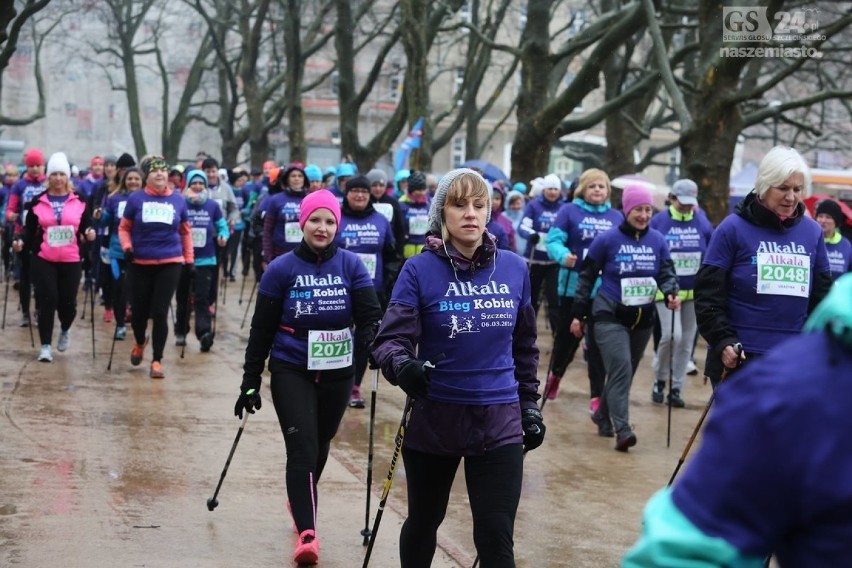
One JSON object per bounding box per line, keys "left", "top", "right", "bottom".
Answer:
{"left": 293, "top": 529, "right": 319, "bottom": 565}
{"left": 544, "top": 372, "right": 561, "bottom": 400}
{"left": 589, "top": 397, "right": 600, "bottom": 416}
{"left": 103, "top": 308, "right": 113, "bottom": 323}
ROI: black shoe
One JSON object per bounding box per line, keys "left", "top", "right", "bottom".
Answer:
{"left": 175, "top": 334, "right": 187, "bottom": 347}
{"left": 667, "top": 388, "right": 686, "bottom": 408}
{"left": 652, "top": 381, "right": 665, "bottom": 403}
{"left": 615, "top": 429, "right": 637, "bottom": 452}
{"left": 591, "top": 410, "right": 613, "bottom": 437}
{"left": 200, "top": 332, "right": 214, "bottom": 352}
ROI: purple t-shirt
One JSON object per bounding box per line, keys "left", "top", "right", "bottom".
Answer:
{"left": 122, "top": 190, "right": 189, "bottom": 261}
{"left": 187, "top": 199, "right": 224, "bottom": 260}
{"left": 826, "top": 236, "right": 852, "bottom": 280}
{"left": 650, "top": 208, "right": 714, "bottom": 291}
{"left": 335, "top": 210, "right": 393, "bottom": 292}
{"left": 390, "top": 249, "right": 532, "bottom": 405}
{"left": 701, "top": 214, "right": 830, "bottom": 355}
{"left": 259, "top": 247, "right": 373, "bottom": 367}
{"left": 552, "top": 203, "right": 623, "bottom": 272}
{"left": 587, "top": 225, "right": 671, "bottom": 307}
{"left": 264, "top": 191, "right": 303, "bottom": 253}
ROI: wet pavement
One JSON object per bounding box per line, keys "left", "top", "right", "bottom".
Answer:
{"left": 0, "top": 277, "right": 716, "bottom": 567}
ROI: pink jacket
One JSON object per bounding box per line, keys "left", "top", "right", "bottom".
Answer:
{"left": 29, "top": 191, "right": 88, "bottom": 263}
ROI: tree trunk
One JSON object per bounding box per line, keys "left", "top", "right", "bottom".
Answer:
{"left": 284, "top": 0, "right": 306, "bottom": 165}
{"left": 122, "top": 40, "right": 147, "bottom": 158}
{"left": 400, "top": 0, "right": 432, "bottom": 171}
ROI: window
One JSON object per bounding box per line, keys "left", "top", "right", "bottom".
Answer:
{"left": 452, "top": 136, "right": 466, "bottom": 167}
{"left": 519, "top": 6, "right": 527, "bottom": 31}
{"left": 388, "top": 73, "right": 401, "bottom": 101}
{"left": 330, "top": 72, "right": 339, "bottom": 96}
{"left": 459, "top": 2, "right": 472, "bottom": 23}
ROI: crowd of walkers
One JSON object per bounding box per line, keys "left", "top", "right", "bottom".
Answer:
{"left": 1, "top": 144, "right": 850, "bottom": 566}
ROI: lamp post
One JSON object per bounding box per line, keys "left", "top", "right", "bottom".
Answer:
{"left": 769, "top": 100, "right": 782, "bottom": 146}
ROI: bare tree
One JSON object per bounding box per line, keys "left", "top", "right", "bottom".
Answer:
{"left": 0, "top": 0, "right": 52, "bottom": 126}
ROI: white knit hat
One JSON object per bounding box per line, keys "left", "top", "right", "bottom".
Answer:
{"left": 428, "top": 168, "right": 492, "bottom": 234}
{"left": 46, "top": 152, "right": 71, "bottom": 177}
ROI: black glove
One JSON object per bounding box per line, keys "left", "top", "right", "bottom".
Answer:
{"left": 396, "top": 358, "right": 431, "bottom": 400}
{"left": 185, "top": 262, "right": 196, "bottom": 276}
{"left": 124, "top": 248, "right": 135, "bottom": 264}
{"left": 234, "top": 384, "right": 262, "bottom": 418}
{"left": 521, "top": 408, "right": 546, "bottom": 451}
{"left": 527, "top": 232, "right": 540, "bottom": 245}
{"left": 368, "top": 351, "right": 380, "bottom": 370}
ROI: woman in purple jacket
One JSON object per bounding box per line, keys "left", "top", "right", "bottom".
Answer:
{"left": 14, "top": 152, "right": 96, "bottom": 362}
{"left": 371, "top": 168, "right": 544, "bottom": 568}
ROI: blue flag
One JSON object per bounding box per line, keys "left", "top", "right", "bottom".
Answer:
{"left": 394, "top": 118, "right": 424, "bottom": 173}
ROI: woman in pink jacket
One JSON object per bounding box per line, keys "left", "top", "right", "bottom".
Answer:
{"left": 14, "top": 152, "right": 96, "bottom": 362}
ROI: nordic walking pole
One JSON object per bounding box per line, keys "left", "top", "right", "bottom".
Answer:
{"left": 363, "top": 354, "right": 445, "bottom": 567}
{"left": 361, "top": 365, "right": 380, "bottom": 546}
{"left": 207, "top": 411, "right": 249, "bottom": 511}
{"left": 82, "top": 283, "right": 89, "bottom": 319}
{"left": 240, "top": 280, "right": 257, "bottom": 329}
{"left": 668, "top": 344, "right": 743, "bottom": 486}
{"left": 238, "top": 271, "right": 248, "bottom": 305}
{"left": 107, "top": 324, "right": 119, "bottom": 370}
{"left": 666, "top": 309, "right": 676, "bottom": 448}
{"left": 90, "top": 276, "right": 96, "bottom": 358}
{"left": 180, "top": 273, "right": 194, "bottom": 359}
{"left": 221, "top": 274, "right": 228, "bottom": 306}
{"left": 2, "top": 267, "right": 9, "bottom": 329}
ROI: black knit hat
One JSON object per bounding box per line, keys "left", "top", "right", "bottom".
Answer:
{"left": 116, "top": 153, "right": 136, "bottom": 169}
{"left": 816, "top": 199, "right": 846, "bottom": 228}
{"left": 344, "top": 175, "right": 371, "bottom": 193}
{"left": 408, "top": 171, "right": 427, "bottom": 191}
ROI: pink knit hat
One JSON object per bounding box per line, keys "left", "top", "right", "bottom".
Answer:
{"left": 298, "top": 189, "right": 341, "bottom": 229}
{"left": 621, "top": 184, "right": 654, "bottom": 214}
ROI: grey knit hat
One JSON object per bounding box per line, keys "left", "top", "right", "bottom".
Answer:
{"left": 428, "top": 168, "right": 492, "bottom": 235}
{"left": 366, "top": 168, "right": 387, "bottom": 187}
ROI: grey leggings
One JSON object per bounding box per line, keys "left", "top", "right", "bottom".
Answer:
{"left": 653, "top": 300, "right": 697, "bottom": 390}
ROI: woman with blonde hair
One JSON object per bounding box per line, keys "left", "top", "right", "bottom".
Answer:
{"left": 544, "top": 168, "right": 622, "bottom": 414}
{"left": 372, "top": 168, "right": 544, "bottom": 566}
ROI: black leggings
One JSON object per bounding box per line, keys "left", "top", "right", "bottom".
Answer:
{"left": 17, "top": 249, "right": 32, "bottom": 314}
{"left": 31, "top": 256, "right": 81, "bottom": 346}
{"left": 528, "top": 263, "right": 559, "bottom": 334}
{"left": 269, "top": 359, "right": 352, "bottom": 533}
{"left": 400, "top": 443, "right": 524, "bottom": 568}
{"left": 175, "top": 265, "right": 214, "bottom": 338}
{"left": 112, "top": 259, "right": 129, "bottom": 327}
{"left": 128, "top": 263, "right": 181, "bottom": 361}
{"left": 551, "top": 297, "right": 606, "bottom": 398}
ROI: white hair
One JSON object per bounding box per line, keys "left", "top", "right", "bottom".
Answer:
{"left": 754, "top": 146, "right": 811, "bottom": 199}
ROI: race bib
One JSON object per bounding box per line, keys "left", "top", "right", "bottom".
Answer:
{"left": 46, "top": 225, "right": 75, "bottom": 247}
{"left": 670, "top": 251, "right": 701, "bottom": 276}
{"left": 620, "top": 276, "right": 657, "bottom": 306}
{"left": 535, "top": 233, "right": 547, "bottom": 252}
{"left": 285, "top": 221, "right": 302, "bottom": 243}
{"left": 756, "top": 252, "right": 810, "bottom": 298}
{"left": 409, "top": 215, "right": 429, "bottom": 236}
{"left": 191, "top": 227, "right": 207, "bottom": 248}
{"left": 117, "top": 201, "right": 127, "bottom": 219}
{"left": 141, "top": 202, "right": 175, "bottom": 225}
{"left": 356, "top": 253, "right": 377, "bottom": 279}
{"left": 307, "top": 328, "right": 353, "bottom": 370}
{"left": 374, "top": 202, "right": 393, "bottom": 222}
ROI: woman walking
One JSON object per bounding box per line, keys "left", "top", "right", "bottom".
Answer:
{"left": 334, "top": 175, "right": 400, "bottom": 407}
{"left": 371, "top": 168, "right": 545, "bottom": 567}
{"left": 235, "top": 189, "right": 381, "bottom": 565}
{"left": 570, "top": 184, "right": 680, "bottom": 450}
{"left": 96, "top": 166, "right": 143, "bottom": 341}
{"left": 118, "top": 157, "right": 194, "bottom": 378}
{"left": 14, "top": 152, "right": 96, "bottom": 362}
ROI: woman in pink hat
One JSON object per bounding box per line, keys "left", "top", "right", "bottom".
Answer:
{"left": 236, "top": 189, "right": 382, "bottom": 565}
{"left": 570, "top": 184, "right": 680, "bottom": 451}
